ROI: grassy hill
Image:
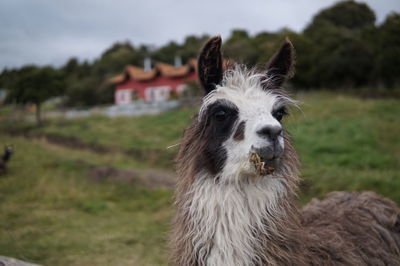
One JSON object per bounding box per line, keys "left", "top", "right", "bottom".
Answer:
{"left": 0, "top": 91, "right": 399, "bottom": 265}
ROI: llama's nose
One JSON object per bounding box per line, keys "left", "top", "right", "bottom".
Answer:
{"left": 257, "top": 125, "right": 282, "bottom": 141}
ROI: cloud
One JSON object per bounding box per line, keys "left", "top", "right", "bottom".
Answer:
{"left": 0, "top": 0, "right": 398, "bottom": 70}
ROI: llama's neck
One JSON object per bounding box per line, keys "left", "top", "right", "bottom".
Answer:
{"left": 172, "top": 173, "right": 303, "bottom": 266}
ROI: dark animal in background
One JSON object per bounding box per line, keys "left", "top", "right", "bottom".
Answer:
{"left": 0, "top": 145, "right": 13, "bottom": 175}
{"left": 170, "top": 36, "right": 400, "bottom": 265}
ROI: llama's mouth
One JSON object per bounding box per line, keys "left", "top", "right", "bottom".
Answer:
{"left": 250, "top": 153, "right": 275, "bottom": 176}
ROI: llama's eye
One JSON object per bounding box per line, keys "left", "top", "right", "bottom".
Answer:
{"left": 272, "top": 108, "right": 287, "bottom": 122}
{"left": 214, "top": 110, "right": 227, "bottom": 121}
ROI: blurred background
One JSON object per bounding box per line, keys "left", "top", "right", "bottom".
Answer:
{"left": 0, "top": 0, "right": 399, "bottom": 265}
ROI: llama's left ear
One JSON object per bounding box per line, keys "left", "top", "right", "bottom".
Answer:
{"left": 264, "top": 38, "right": 295, "bottom": 89}
{"left": 198, "top": 36, "right": 223, "bottom": 94}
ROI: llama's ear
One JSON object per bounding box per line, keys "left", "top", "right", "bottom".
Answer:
{"left": 264, "top": 38, "right": 295, "bottom": 89}
{"left": 198, "top": 36, "right": 223, "bottom": 94}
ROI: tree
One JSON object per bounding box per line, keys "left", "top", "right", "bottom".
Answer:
{"left": 301, "top": 0, "right": 377, "bottom": 89}
{"left": 6, "top": 66, "right": 64, "bottom": 126}
{"left": 305, "top": 0, "right": 376, "bottom": 36}
{"left": 151, "top": 41, "right": 181, "bottom": 64}
{"left": 62, "top": 57, "right": 79, "bottom": 76}
{"left": 375, "top": 13, "right": 400, "bottom": 88}
{"left": 286, "top": 33, "right": 315, "bottom": 89}
{"left": 224, "top": 29, "right": 259, "bottom": 65}
{"left": 180, "top": 35, "right": 210, "bottom": 62}
{"left": 93, "top": 41, "right": 143, "bottom": 78}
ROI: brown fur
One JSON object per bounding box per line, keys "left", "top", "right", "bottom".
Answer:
{"left": 233, "top": 121, "right": 246, "bottom": 141}
{"left": 169, "top": 115, "right": 207, "bottom": 266}
{"left": 301, "top": 191, "right": 400, "bottom": 265}
{"left": 198, "top": 36, "right": 223, "bottom": 94}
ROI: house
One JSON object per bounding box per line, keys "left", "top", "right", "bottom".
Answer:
{"left": 109, "top": 59, "right": 197, "bottom": 105}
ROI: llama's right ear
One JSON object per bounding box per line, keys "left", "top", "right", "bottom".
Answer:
{"left": 264, "top": 38, "right": 295, "bottom": 89}
{"left": 198, "top": 36, "right": 223, "bottom": 94}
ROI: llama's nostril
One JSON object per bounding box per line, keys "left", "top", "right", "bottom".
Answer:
{"left": 257, "top": 126, "right": 282, "bottom": 140}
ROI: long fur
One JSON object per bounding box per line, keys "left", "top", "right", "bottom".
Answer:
{"left": 170, "top": 65, "right": 400, "bottom": 266}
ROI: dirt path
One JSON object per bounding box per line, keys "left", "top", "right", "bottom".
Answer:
{"left": 88, "top": 165, "right": 175, "bottom": 189}
{"left": 4, "top": 129, "right": 175, "bottom": 168}
{"left": 1, "top": 130, "right": 176, "bottom": 190}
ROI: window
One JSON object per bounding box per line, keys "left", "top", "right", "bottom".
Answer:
{"left": 131, "top": 90, "right": 138, "bottom": 100}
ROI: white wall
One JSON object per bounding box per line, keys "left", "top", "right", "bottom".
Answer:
{"left": 115, "top": 89, "right": 132, "bottom": 105}
{"left": 144, "top": 86, "right": 171, "bottom": 102}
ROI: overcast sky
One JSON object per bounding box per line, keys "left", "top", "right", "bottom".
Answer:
{"left": 0, "top": 0, "right": 399, "bottom": 70}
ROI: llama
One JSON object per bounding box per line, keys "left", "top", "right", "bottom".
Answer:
{"left": 170, "top": 36, "right": 400, "bottom": 266}
{"left": 0, "top": 145, "right": 13, "bottom": 175}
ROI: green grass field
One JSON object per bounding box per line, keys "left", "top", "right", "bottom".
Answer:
{"left": 0, "top": 91, "right": 399, "bottom": 265}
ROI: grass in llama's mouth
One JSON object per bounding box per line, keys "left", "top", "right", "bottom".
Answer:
{"left": 250, "top": 153, "right": 275, "bottom": 176}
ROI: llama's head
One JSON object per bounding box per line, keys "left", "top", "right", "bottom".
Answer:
{"left": 179, "top": 36, "right": 297, "bottom": 184}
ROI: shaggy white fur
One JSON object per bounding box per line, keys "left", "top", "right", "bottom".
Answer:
{"left": 187, "top": 172, "right": 289, "bottom": 266}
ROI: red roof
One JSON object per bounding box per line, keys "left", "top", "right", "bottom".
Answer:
{"left": 109, "top": 59, "right": 197, "bottom": 84}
